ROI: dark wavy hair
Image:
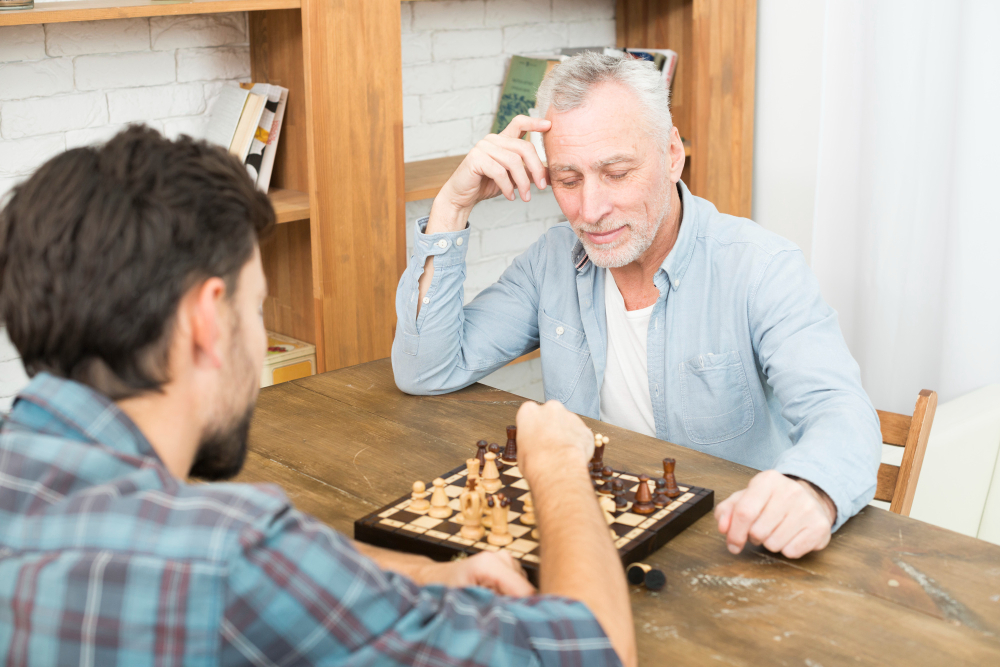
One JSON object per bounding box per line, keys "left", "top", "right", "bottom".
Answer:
{"left": 0, "top": 126, "right": 275, "bottom": 399}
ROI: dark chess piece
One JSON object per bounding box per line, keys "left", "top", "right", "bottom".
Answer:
{"left": 502, "top": 425, "right": 517, "bottom": 463}
{"left": 653, "top": 478, "right": 669, "bottom": 508}
{"left": 489, "top": 443, "right": 504, "bottom": 472}
{"left": 590, "top": 435, "right": 606, "bottom": 480}
{"left": 612, "top": 479, "right": 628, "bottom": 510}
{"left": 599, "top": 466, "right": 614, "bottom": 495}
{"left": 632, "top": 474, "right": 656, "bottom": 515}
{"left": 475, "top": 440, "right": 488, "bottom": 469}
{"left": 627, "top": 563, "right": 666, "bottom": 591}
{"left": 662, "top": 458, "right": 680, "bottom": 498}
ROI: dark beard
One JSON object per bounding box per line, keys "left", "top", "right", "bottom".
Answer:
{"left": 188, "top": 403, "right": 254, "bottom": 481}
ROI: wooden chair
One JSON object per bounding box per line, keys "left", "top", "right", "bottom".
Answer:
{"left": 875, "top": 389, "right": 939, "bottom": 516}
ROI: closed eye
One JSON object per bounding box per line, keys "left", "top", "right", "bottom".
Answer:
{"left": 608, "top": 172, "right": 629, "bottom": 180}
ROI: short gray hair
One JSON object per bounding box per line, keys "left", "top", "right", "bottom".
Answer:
{"left": 535, "top": 51, "right": 673, "bottom": 148}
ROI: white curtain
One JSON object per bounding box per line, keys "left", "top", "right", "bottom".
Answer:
{"left": 810, "top": 0, "right": 1000, "bottom": 414}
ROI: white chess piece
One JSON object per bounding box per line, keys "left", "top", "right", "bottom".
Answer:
{"left": 409, "top": 481, "right": 430, "bottom": 512}
{"left": 427, "top": 478, "right": 452, "bottom": 519}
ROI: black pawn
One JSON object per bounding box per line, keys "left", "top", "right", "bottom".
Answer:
{"left": 599, "top": 466, "right": 614, "bottom": 495}
{"left": 653, "top": 478, "right": 669, "bottom": 508}
{"left": 612, "top": 479, "right": 628, "bottom": 510}
{"left": 502, "top": 425, "right": 517, "bottom": 463}
{"left": 475, "top": 440, "right": 488, "bottom": 469}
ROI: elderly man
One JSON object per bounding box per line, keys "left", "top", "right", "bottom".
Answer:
{"left": 393, "top": 52, "right": 882, "bottom": 559}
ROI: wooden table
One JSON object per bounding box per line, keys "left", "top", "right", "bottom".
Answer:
{"left": 238, "top": 359, "right": 1000, "bottom": 665}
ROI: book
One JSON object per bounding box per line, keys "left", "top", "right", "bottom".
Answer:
{"left": 204, "top": 86, "right": 250, "bottom": 150}
{"left": 626, "top": 48, "right": 679, "bottom": 91}
{"left": 228, "top": 92, "right": 267, "bottom": 162}
{"left": 254, "top": 85, "right": 288, "bottom": 194}
{"left": 492, "top": 55, "right": 563, "bottom": 135}
{"left": 240, "top": 83, "right": 280, "bottom": 185}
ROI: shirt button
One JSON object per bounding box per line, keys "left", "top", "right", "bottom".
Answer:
{"left": 673, "top": 280, "right": 680, "bottom": 288}
{"left": 422, "top": 297, "right": 430, "bottom": 304}
{"left": 436, "top": 240, "right": 448, "bottom": 249}
{"left": 555, "top": 326, "right": 565, "bottom": 335}
{"left": 456, "top": 237, "right": 464, "bottom": 246}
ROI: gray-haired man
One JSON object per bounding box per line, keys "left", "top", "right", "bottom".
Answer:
{"left": 392, "top": 52, "right": 882, "bottom": 559}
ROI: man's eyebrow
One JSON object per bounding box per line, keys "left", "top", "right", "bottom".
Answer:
{"left": 594, "top": 154, "right": 637, "bottom": 168}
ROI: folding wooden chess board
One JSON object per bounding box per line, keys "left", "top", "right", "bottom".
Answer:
{"left": 354, "top": 460, "right": 714, "bottom": 585}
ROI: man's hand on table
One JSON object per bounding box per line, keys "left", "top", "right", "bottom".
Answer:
{"left": 714, "top": 470, "right": 837, "bottom": 559}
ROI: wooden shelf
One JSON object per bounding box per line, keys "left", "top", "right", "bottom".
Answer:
{"left": 269, "top": 188, "right": 309, "bottom": 224}
{"left": 404, "top": 155, "right": 465, "bottom": 203}
{"left": 0, "top": 0, "right": 300, "bottom": 27}
{"left": 403, "top": 140, "right": 691, "bottom": 204}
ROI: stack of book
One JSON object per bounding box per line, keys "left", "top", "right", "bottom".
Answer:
{"left": 204, "top": 83, "right": 289, "bottom": 193}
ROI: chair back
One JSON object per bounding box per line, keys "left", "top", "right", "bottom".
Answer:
{"left": 874, "top": 389, "right": 938, "bottom": 515}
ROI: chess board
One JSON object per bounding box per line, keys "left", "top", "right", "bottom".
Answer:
{"left": 354, "top": 460, "right": 714, "bottom": 585}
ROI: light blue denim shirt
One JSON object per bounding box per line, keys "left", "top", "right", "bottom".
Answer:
{"left": 393, "top": 181, "right": 881, "bottom": 531}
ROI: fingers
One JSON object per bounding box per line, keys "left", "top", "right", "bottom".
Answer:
{"left": 490, "top": 134, "right": 548, "bottom": 190}
{"left": 499, "top": 114, "right": 552, "bottom": 139}
{"left": 714, "top": 489, "right": 743, "bottom": 535}
{"left": 466, "top": 552, "right": 536, "bottom": 597}
{"left": 781, "top": 524, "right": 831, "bottom": 560}
{"left": 479, "top": 141, "right": 533, "bottom": 202}
{"left": 722, "top": 477, "right": 774, "bottom": 554}
{"left": 470, "top": 152, "right": 516, "bottom": 201}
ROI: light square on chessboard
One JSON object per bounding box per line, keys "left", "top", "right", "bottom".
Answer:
{"left": 411, "top": 515, "right": 444, "bottom": 530}
{"left": 378, "top": 508, "right": 399, "bottom": 519}
{"left": 379, "top": 518, "right": 405, "bottom": 529}
{"left": 613, "top": 512, "right": 646, "bottom": 527}
{"left": 677, "top": 492, "right": 695, "bottom": 503}
{"left": 523, "top": 553, "right": 540, "bottom": 563}
{"left": 447, "top": 534, "right": 475, "bottom": 546}
{"left": 508, "top": 538, "right": 538, "bottom": 553}
{"left": 618, "top": 473, "right": 639, "bottom": 482}
{"left": 401, "top": 524, "right": 427, "bottom": 535}
{"left": 510, "top": 478, "right": 530, "bottom": 491}
{"left": 448, "top": 498, "right": 461, "bottom": 511}
{"left": 504, "top": 466, "right": 522, "bottom": 478}
{"left": 445, "top": 485, "right": 464, "bottom": 498}
{"left": 679, "top": 486, "right": 689, "bottom": 492}
{"left": 507, "top": 524, "right": 531, "bottom": 538}
{"left": 425, "top": 529, "right": 452, "bottom": 541}
{"left": 445, "top": 473, "right": 464, "bottom": 484}
{"left": 623, "top": 528, "right": 646, "bottom": 541}
{"left": 474, "top": 542, "right": 501, "bottom": 552}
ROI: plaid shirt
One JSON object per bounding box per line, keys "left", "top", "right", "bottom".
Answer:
{"left": 0, "top": 373, "right": 619, "bottom": 666}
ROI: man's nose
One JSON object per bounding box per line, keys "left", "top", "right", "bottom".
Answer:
{"left": 579, "top": 177, "right": 613, "bottom": 225}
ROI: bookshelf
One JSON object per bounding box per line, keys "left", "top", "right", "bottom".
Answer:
{"left": 0, "top": 0, "right": 756, "bottom": 375}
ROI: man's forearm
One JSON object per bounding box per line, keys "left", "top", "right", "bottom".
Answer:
{"left": 532, "top": 458, "right": 637, "bottom": 667}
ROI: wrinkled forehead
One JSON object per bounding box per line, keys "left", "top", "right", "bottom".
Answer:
{"left": 543, "top": 82, "right": 650, "bottom": 172}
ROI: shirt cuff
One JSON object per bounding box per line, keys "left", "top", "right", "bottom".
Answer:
{"left": 413, "top": 216, "right": 471, "bottom": 268}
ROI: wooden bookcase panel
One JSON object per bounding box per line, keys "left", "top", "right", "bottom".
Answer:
{"left": 0, "top": 0, "right": 300, "bottom": 26}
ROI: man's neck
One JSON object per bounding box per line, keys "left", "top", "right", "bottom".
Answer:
{"left": 116, "top": 383, "right": 201, "bottom": 479}
{"left": 609, "top": 182, "right": 683, "bottom": 311}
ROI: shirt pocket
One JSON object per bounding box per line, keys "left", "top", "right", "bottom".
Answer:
{"left": 679, "top": 350, "right": 754, "bottom": 445}
{"left": 538, "top": 308, "right": 590, "bottom": 404}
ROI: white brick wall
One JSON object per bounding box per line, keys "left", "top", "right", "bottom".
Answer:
{"left": 0, "top": 13, "right": 254, "bottom": 405}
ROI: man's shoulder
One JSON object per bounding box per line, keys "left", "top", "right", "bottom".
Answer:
{"left": 692, "top": 197, "right": 800, "bottom": 259}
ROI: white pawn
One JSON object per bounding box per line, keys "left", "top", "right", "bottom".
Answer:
{"left": 460, "top": 488, "right": 485, "bottom": 541}
{"left": 481, "top": 452, "right": 502, "bottom": 494}
{"left": 487, "top": 494, "right": 513, "bottom": 547}
{"left": 409, "top": 481, "right": 430, "bottom": 512}
{"left": 520, "top": 493, "right": 536, "bottom": 526}
{"left": 428, "top": 478, "right": 452, "bottom": 519}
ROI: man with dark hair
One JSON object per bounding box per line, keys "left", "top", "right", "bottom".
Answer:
{"left": 0, "top": 127, "right": 635, "bottom": 666}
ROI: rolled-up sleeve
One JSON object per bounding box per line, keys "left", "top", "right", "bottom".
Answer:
{"left": 748, "top": 249, "right": 882, "bottom": 531}
{"left": 224, "top": 506, "right": 621, "bottom": 666}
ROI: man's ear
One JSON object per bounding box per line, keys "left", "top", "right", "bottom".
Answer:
{"left": 668, "top": 126, "right": 686, "bottom": 183}
{"left": 186, "top": 276, "right": 229, "bottom": 369}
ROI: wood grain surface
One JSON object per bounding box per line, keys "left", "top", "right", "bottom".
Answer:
{"left": 0, "top": 0, "right": 300, "bottom": 27}
{"left": 239, "top": 360, "right": 1000, "bottom": 664}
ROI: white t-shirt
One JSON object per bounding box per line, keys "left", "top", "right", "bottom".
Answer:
{"left": 599, "top": 270, "right": 656, "bottom": 437}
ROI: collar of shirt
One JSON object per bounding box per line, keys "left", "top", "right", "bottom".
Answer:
{"left": 572, "top": 180, "right": 701, "bottom": 295}
{"left": 7, "top": 371, "right": 161, "bottom": 469}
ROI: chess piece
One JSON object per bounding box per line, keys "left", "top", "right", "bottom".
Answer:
{"left": 653, "top": 478, "right": 669, "bottom": 508}
{"left": 488, "top": 443, "right": 504, "bottom": 472}
{"left": 590, "top": 433, "right": 606, "bottom": 480}
{"left": 475, "top": 440, "right": 488, "bottom": 468}
{"left": 627, "top": 563, "right": 667, "bottom": 591}
{"left": 487, "top": 494, "right": 513, "bottom": 546}
{"left": 459, "top": 487, "right": 485, "bottom": 541}
{"left": 613, "top": 479, "right": 628, "bottom": 510}
{"left": 520, "top": 493, "right": 536, "bottom": 525}
{"left": 481, "top": 452, "right": 502, "bottom": 493}
{"left": 599, "top": 466, "right": 614, "bottom": 495}
{"left": 662, "top": 458, "right": 680, "bottom": 498}
{"left": 632, "top": 474, "right": 656, "bottom": 515}
{"left": 428, "top": 478, "right": 452, "bottom": 518}
{"left": 502, "top": 425, "right": 517, "bottom": 463}
{"left": 466, "top": 458, "right": 480, "bottom": 480}
{"left": 409, "top": 481, "right": 430, "bottom": 512}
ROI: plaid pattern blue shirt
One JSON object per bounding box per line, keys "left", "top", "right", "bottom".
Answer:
{"left": 0, "top": 373, "right": 619, "bottom": 666}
